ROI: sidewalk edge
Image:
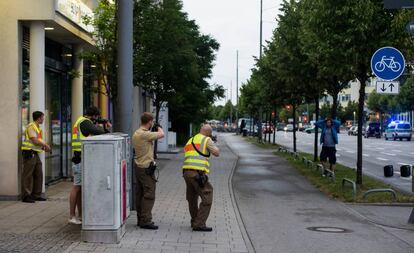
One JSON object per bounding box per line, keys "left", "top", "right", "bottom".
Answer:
{"left": 224, "top": 137, "right": 256, "bottom": 253}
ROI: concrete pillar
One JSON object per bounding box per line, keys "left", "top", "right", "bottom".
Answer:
{"left": 72, "top": 45, "right": 84, "bottom": 122}
{"left": 29, "top": 21, "right": 46, "bottom": 194}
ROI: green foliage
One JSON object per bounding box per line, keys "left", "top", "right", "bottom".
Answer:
{"left": 338, "top": 101, "right": 358, "bottom": 122}
{"left": 218, "top": 100, "right": 236, "bottom": 122}
{"left": 133, "top": 0, "right": 224, "bottom": 134}
{"left": 81, "top": 0, "right": 117, "bottom": 99}
{"left": 399, "top": 77, "right": 414, "bottom": 111}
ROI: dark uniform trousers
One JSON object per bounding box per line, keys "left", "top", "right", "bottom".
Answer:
{"left": 135, "top": 164, "right": 156, "bottom": 226}
{"left": 183, "top": 170, "right": 213, "bottom": 228}
{"left": 21, "top": 152, "right": 43, "bottom": 199}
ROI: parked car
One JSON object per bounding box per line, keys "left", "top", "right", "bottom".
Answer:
{"left": 348, "top": 126, "right": 356, "bottom": 136}
{"left": 365, "top": 122, "right": 381, "bottom": 138}
{"left": 384, "top": 121, "right": 412, "bottom": 141}
{"left": 305, "top": 126, "right": 321, "bottom": 134}
{"left": 299, "top": 124, "right": 311, "bottom": 132}
{"left": 276, "top": 123, "right": 286, "bottom": 131}
{"left": 284, "top": 124, "right": 294, "bottom": 132}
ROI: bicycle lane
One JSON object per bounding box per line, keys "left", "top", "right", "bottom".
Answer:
{"left": 225, "top": 134, "right": 414, "bottom": 253}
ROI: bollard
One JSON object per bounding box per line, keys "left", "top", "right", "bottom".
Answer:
{"left": 383, "top": 165, "right": 393, "bottom": 177}
{"left": 400, "top": 165, "right": 411, "bottom": 177}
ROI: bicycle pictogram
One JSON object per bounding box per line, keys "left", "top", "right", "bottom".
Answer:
{"left": 374, "top": 56, "right": 401, "bottom": 73}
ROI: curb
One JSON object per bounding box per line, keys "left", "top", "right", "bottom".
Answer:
{"left": 224, "top": 137, "right": 256, "bottom": 253}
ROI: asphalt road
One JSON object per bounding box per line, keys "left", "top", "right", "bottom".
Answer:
{"left": 263, "top": 130, "right": 414, "bottom": 194}
{"left": 225, "top": 133, "right": 414, "bottom": 253}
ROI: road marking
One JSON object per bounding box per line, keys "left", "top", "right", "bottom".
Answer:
{"left": 377, "top": 157, "right": 389, "bottom": 161}
{"left": 363, "top": 154, "right": 370, "bottom": 157}
{"left": 391, "top": 150, "right": 402, "bottom": 153}
{"left": 375, "top": 147, "right": 385, "bottom": 150}
{"left": 398, "top": 162, "right": 411, "bottom": 166}
{"left": 411, "top": 152, "right": 414, "bottom": 155}
{"left": 380, "top": 152, "right": 396, "bottom": 156}
{"left": 346, "top": 150, "right": 355, "bottom": 153}
{"left": 336, "top": 154, "right": 341, "bottom": 157}
{"left": 336, "top": 148, "right": 342, "bottom": 151}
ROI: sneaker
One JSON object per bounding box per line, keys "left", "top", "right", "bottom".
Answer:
{"left": 68, "top": 217, "right": 82, "bottom": 225}
{"left": 140, "top": 223, "right": 158, "bottom": 230}
{"left": 33, "top": 197, "right": 47, "bottom": 201}
{"left": 193, "top": 226, "right": 213, "bottom": 232}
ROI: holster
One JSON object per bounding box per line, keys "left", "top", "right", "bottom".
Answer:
{"left": 22, "top": 150, "right": 34, "bottom": 160}
{"left": 145, "top": 161, "right": 157, "bottom": 176}
{"left": 72, "top": 152, "right": 81, "bottom": 164}
{"left": 195, "top": 171, "right": 208, "bottom": 188}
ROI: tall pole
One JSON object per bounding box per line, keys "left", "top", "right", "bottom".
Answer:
{"left": 230, "top": 80, "right": 233, "bottom": 127}
{"left": 260, "top": 0, "right": 263, "bottom": 59}
{"left": 236, "top": 50, "right": 239, "bottom": 133}
{"left": 258, "top": 0, "right": 263, "bottom": 140}
{"left": 117, "top": 0, "right": 133, "bottom": 136}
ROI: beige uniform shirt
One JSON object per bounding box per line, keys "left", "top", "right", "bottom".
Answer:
{"left": 132, "top": 126, "right": 158, "bottom": 168}
{"left": 205, "top": 138, "right": 219, "bottom": 155}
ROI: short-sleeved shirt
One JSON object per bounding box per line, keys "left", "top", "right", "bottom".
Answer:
{"left": 323, "top": 127, "right": 335, "bottom": 147}
{"left": 132, "top": 126, "right": 158, "bottom": 168}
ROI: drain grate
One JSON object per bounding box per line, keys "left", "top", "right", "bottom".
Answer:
{"left": 307, "top": 226, "right": 352, "bottom": 233}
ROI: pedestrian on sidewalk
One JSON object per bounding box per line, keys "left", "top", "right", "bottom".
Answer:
{"left": 182, "top": 124, "right": 220, "bottom": 232}
{"left": 315, "top": 117, "right": 340, "bottom": 174}
{"left": 132, "top": 112, "right": 165, "bottom": 230}
{"left": 68, "top": 106, "right": 111, "bottom": 225}
{"left": 21, "top": 111, "right": 51, "bottom": 203}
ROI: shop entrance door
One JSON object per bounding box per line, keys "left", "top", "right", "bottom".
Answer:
{"left": 45, "top": 70, "right": 71, "bottom": 184}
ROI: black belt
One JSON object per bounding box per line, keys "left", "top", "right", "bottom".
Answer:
{"left": 22, "top": 150, "right": 38, "bottom": 154}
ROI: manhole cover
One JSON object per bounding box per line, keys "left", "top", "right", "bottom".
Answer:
{"left": 306, "top": 226, "right": 352, "bottom": 233}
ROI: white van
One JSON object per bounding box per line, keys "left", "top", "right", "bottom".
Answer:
{"left": 384, "top": 121, "right": 412, "bottom": 141}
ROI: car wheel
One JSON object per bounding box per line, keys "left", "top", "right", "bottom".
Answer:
{"left": 399, "top": 138, "right": 403, "bottom": 141}
{"left": 408, "top": 138, "right": 411, "bottom": 141}
{"left": 385, "top": 137, "right": 388, "bottom": 140}
{"left": 393, "top": 137, "right": 397, "bottom": 141}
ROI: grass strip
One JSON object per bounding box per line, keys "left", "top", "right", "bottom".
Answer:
{"left": 245, "top": 136, "right": 414, "bottom": 203}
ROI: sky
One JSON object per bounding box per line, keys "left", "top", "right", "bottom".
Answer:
{"left": 181, "top": 0, "right": 282, "bottom": 105}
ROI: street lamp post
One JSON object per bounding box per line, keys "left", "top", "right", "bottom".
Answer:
{"left": 353, "top": 111, "right": 356, "bottom": 125}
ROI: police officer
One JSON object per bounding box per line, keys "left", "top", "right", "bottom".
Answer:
{"left": 21, "top": 111, "right": 51, "bottom": 203}
{"left": 132, "top": 112, "right": 164, "bottom": 230}
{"left": 68, "top": 106, "right": 111, "bottom": 224}
{"left": 182, "top": 124, "right": 219, "bottom": 232}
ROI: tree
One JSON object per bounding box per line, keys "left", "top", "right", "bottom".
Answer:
{"left": 82, "top": 0, "right": 117, "bottom": 116}
{"left": 134, "top": 0, "right": 224, "bottom": 141}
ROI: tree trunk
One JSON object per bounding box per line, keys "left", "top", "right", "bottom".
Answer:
{"left": 112, "top": 99, "right": 120, "bottom": 132}
{"left": 293, "top": 104, "right": 297, "bottom": 152}
{"left": 273, "top": 109, "right": 276, "bottom": 145}
{"left": 154, "top": 100, "right": 160, "bottom": 159}
{"left": 314, "top": 97, "right": 319, "bottom": 162}
{"left": 356, "top": 76, "right": 367, "bottom": 185}
{"left": 268, "top": 112, "right": 272, "bottom": 143}
{"left": 331, "top": 91, "right": 339, "bottom": 120}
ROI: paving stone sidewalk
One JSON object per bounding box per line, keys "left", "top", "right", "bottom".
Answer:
{"left": 0, "top": 140, "right": 250, "bottom": 253}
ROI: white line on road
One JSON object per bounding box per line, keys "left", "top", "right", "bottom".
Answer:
{"left": 375, "top": 147, "right": 385, "bottom": 150}
{"left": 363, "top": 154, "right": 370, "bottom": 157}
{"left": 377, "top": 157, "right": 389, "bottom": 161}
{"left": 397, "top": 162, "right": 411, "bottom": 166}
{"left": 346, "top": 150, "right": 355, "bottom": 153}
{"left": 392, "top": 150, "right": 402, "bottom": 153}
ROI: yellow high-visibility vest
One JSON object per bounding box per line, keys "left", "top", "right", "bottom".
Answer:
{"left": 21, "top": 122, "right": 44, "bottom": 152}
{"left": 72, "top": 116, "right": 93, "bottom": 152}
{"left": 182, "top": 133, "right": 211, "bottom": 173}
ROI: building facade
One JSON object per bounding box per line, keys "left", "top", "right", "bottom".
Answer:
{"left": 0, "top": 0, "right": 103, "bottom": 199}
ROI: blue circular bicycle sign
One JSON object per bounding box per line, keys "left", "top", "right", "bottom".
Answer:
{"left": 371, "top": 47, "right": 405, "bottom": 81}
